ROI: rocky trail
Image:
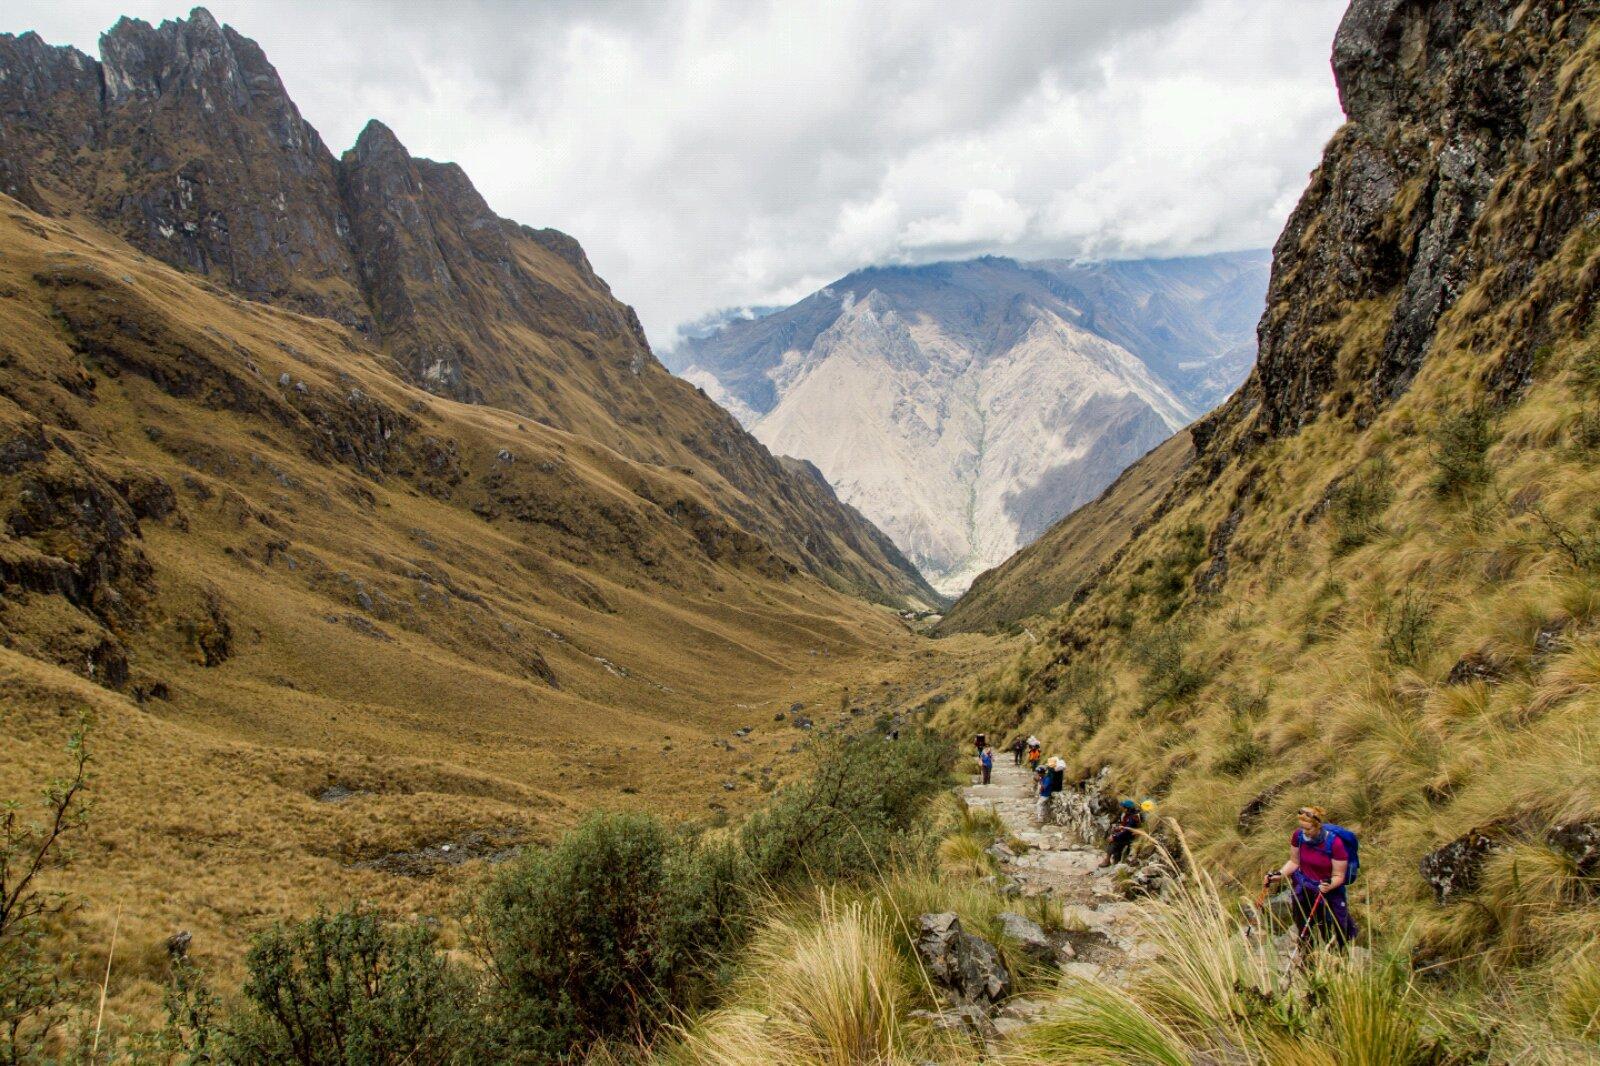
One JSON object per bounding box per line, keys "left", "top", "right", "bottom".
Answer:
{"left": 961, "top": 755, "right": 1158, "bottom": 988}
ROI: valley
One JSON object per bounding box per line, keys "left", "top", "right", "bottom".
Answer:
{"left": 3, "top": 0, "right": 1600, "bottom": 1061}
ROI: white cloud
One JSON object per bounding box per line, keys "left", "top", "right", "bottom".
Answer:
{"left": 9, "top": 0, "right": 1347, "bottom": 347}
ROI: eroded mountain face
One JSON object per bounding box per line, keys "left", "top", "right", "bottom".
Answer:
{"left": 0, "top": 7, "right": 938, "bottom": 609}
{"left": 670, "top": 255, "right": 1266, "bottom": 595}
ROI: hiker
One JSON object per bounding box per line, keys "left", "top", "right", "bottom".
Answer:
{"left": 1265, "top": 805, "right": 1359, "bottom": 947}
{"left": 1100, "top": 798, "right": 1144, "bottom": 868}
{"left": 1047, "top": 756, "right": 1065, "bottom": 797}
{"left": 1025, "top": 736, "right": 1041, "bottom": 774}
{"left": 1034, "top": 758, "right": 1057, "bottom": 823}
{"left": 1009, "top": 736, "right": 1025, "bottom": 766}
{"left": 979, "top": 746, "right": 993, "bottom": 785}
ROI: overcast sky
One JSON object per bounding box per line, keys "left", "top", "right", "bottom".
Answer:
{"left": 13, "top": 0, "right": 1347, "bottom": 350}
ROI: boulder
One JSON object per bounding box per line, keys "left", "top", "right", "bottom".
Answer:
{"left": 986, "top": 840, "right": 1016, "bottom": 862}
{"left": 1419, "top": 826, "right": 1500, "bottom": 904}
{"left": 914, "top": 912, "right": 1011, "bottom": 1006}
{"left": 996, "top": 911, "right": 1054, "bottom": 967}
{"left": 1548, "top": 820, "right": 1600, "bottom": 873}
{"left": 1045, "top": 765, "right": 1121, "bottom": 845}
{"left": 1121, "top": 860, "right": 1171, "bottom": 899}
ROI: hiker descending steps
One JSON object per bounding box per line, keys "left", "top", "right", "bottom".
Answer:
{"left": 1265, "top": 804, "right": 1359, "bottom": 946}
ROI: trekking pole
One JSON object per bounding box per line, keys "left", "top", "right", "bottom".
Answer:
{"left": 1285, "top": 889, "right": 1326, "bottom": 970}
{"left": 1243, "top": 875, "right": 1275, "bottom": 938}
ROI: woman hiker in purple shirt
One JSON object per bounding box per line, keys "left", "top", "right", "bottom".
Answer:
{"left": 1265, "top": 804, "right": 1358, "bottom": 946}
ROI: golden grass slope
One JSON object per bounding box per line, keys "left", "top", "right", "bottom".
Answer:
{"left": 0, "top": 197, "right": 995, "bottom": 1019}
{"left": 940, "top": 4, "right": 1600, "bottom": 1014}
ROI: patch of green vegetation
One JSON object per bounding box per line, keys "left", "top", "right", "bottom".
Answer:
{"left": 1430, "top": 407, "right": 1497, "bottom": 498}
{"left": 1328, "top": 457, "right": 1394, "bottom": 554}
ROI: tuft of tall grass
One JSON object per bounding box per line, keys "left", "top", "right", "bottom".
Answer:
{"left": 999, "top": 978, "right": 1191, "bottom": 1066}
{"left": 935, "top": 832, "right": 995, "bottom": 881}
{"left": 1554, "top": 943, "right": 1600, "bottom": 1041}
{"left": 665, "top": 895, "right": 918, "bottom": 1066}
{"left": 1316, "top": 957, "right": 1432, "bottom": 1066}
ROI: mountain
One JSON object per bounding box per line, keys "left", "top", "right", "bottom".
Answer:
{"left": 936, "top": 429, "right": 1194, "bottom": 633}
{"left": 939, "top": 0, "right": 1600, "bottom": 1036}
{"left": 668, "top": 254, "right": 1267, "bottom": 594}
{"left": 0, "top": 8, "right": 938, "bottom": 611}
{"left": 0, "top": 8, "right": 965, "bottom": 989}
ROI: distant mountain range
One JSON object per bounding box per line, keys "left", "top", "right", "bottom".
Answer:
{"left": 666, "top": 252, "right": 1269, "bottom": 594}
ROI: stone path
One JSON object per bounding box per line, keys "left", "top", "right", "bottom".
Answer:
{"left": 962, "top": 755, "right": 1155, "bottom": 984}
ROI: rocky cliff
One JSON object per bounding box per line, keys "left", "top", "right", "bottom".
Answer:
{"left": 0, "top": 8, "right": 938, "bottom": 609}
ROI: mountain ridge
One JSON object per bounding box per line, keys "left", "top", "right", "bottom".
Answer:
{"left": 0, "top": 6, "right": 939, "bottom": 609}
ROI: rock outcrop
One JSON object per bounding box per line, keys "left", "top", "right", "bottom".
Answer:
{"left": 914, "top": 912, "right": 1012, "bottom": 1006}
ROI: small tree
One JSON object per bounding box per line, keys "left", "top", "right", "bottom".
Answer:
{"left": 1430, "top": 408, "right": 1496, "bottom": 498}
{"left": 1, "top": 720, "right": 91, "bottom": 1066}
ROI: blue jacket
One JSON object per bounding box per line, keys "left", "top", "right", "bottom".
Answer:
{"left": 980, "top": 751, "right": 993, "bottom": 768}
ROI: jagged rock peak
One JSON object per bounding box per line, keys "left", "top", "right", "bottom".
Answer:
{"left": 352, "top": 118, "right": 408, "bottom": 159}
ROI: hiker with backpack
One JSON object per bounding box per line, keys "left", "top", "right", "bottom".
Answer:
{"left": 1100, "top": 798, "right": 1144, "bottom": 868}
{"left": 1264, "top": 804, "right": 1359, "bottom": 946}
{"left": 1034, "top": 757, "right": 1058, "bottom": 824}
{"left": 1009, "top": 737, "right": 1026, "bottom": 766}
{"left": 979, "top": 746, "right": 994, "bottom": 785}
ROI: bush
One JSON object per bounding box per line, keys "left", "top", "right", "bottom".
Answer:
{"left": 739, "top": 731, "right": 951, "bottom": 887}
{"left": 1131, "top": 523, "right": 1208, "bottom": 620}
{"left": 1430, "top": 408, "right": 1496, "bottom": 498}
{"left": 1134, "top": 625, "right": 1208, "bottom": 708}
{"left": 474, "top": 812, "right": 743, "bottom": 1060}
{"left": 1380, "top": 590, "right": 1431, "bottom": 667}
{"left": 227, "top": 906, "right": 481, "bottom": 1066}
{"left": 1328, "top": 459, "right": 1394, "bottom": 553}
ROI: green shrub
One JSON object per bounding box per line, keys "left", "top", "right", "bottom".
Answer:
{"left": 739, "top": 731, "right": 950, "bottom": 887}
{"left": 1, "top": 722, "right": 91, "bottom": 1066}
{"left": 1380, "top": 590, "right": 1431, "bottom": 667}
{"left": 227, "top": 906, "right": 481, "bottom": 1066}
{"left": 1134, "top": 625, "right": 1208, "bottom": 708}
{"left": 474, "top": 812, "right": 740, "bottom": 1060}
{"left": 1430, "top": 408, "right": 1496, "bottom": 498}
{"left": 1329, "top": 459, "right": 1394, "bottom": 553}
{"left": 1131, "top": 523, "right": 1208, "bottom": 620}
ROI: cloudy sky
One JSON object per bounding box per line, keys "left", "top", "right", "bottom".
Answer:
{"left": 14, "top": 0, "right": 1348, "bottom": 350}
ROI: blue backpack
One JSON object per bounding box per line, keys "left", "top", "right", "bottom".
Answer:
{"left": 1295, "top": 824, "right": 1361, "bottom": 885}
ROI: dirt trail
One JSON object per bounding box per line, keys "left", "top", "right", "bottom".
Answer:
{"left": 962, "top": 755, "right": 1155, "bottom": 984}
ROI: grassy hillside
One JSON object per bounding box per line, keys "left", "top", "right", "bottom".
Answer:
{"left": 0, "top": 198, "right": 1000, "bottom": 1025}
{"left": 937, "top": 0, "right": 1600, "bottom": 1046}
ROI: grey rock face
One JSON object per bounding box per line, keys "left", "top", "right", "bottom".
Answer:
{"left": 1245, "top": 0, "right": 1588, "bottom": 442}
{"left": 1419, "top": 827, "right": 1500, "bottom": 905}
{"left": 914, "top": 912, "right": 1011, "bottom": 1006}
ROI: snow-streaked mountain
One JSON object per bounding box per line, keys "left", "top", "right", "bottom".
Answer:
{"left": 667, "top": 253, "right": 1268, "bottom": 595}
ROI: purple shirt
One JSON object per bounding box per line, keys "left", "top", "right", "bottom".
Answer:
{"left": 1294, "top": 829, "right": 1348, "bottom": 884}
